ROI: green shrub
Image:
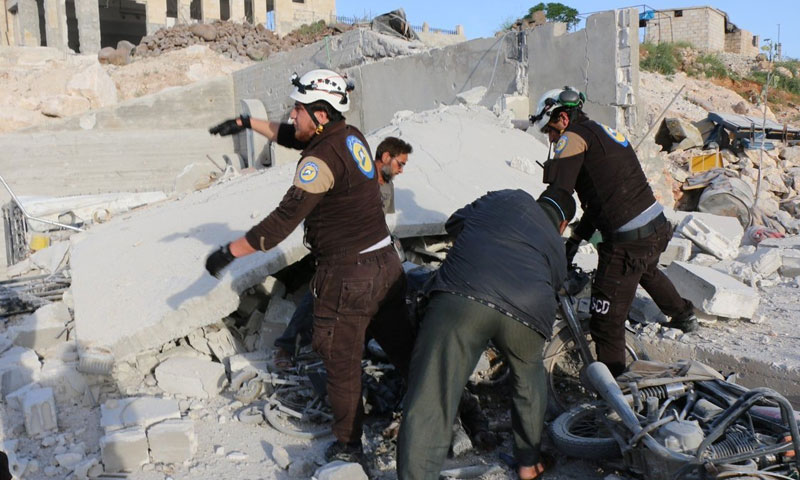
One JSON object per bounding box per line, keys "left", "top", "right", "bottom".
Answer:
{"left": 695, "top": 53, "right": 729, "bottom": 79}
{"left": 640, "top": 42, "right": 679, "bottom": 75}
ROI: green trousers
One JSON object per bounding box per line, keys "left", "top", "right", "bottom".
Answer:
{"left": 397, "top": 292, "right": 547, "bottom": 480}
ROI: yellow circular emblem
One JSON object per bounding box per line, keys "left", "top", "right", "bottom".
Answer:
{"left": 299, "top": 162, "right": 319, "bottom": 183}
{"left": 353, "top": 143, "right": 373, "bottom": 174}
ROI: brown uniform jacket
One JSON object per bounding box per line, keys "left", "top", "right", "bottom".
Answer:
{"left": 543, "top": 119, "right": 656, "bottom": 240}
{"left": 245, "top": 121, "right": 389, "bottom": 258}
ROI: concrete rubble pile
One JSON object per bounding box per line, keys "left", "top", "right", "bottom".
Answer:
{"left": 129, "top": 20, "right": 356, "bottom": 63}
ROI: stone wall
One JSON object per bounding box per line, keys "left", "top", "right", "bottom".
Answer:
{"left": 645, "top": 7, "right": 726, "bottom": 52}
{"left": 528, "top": 8, "right": 639, "bottom": 133}
{"left": 725, "top": 28, "right": 759, "bottom": 56}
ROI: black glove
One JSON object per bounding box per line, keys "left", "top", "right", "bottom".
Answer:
{"left": 208, "top": 115, "right": 251, "bottom": 136}
{"left": 565, "top": 236, "right": 581, "bottom": 265}
{"left": 205, "top": 244, "right": 236, "bottom": 278}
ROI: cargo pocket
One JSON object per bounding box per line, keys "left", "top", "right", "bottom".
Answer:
{"left": 311, "top": 317, "right": 336, "bottom": 360}
{"left": 337, "top": 278, "right": 374, "bottom": 316}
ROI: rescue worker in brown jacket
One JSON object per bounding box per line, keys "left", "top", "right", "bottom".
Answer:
{"left": 531, "top": 87, "right": 698, "bottom": 377}
{"left": 204, "top": 69, "right": 414, "bottom": 463}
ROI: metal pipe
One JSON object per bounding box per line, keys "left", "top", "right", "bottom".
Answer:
{"left": 0, "top": 173, "right": 83, "bottom": 232}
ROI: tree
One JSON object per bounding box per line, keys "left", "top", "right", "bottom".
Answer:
{"left": 525, "top": 2, "right": 580, "bottom": 30}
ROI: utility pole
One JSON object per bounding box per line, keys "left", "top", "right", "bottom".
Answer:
{"left": 776, "top": 24, "right": 781, "bottom": 61}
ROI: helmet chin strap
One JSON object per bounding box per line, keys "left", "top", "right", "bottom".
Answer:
{"left": 301, "top": 103, "right": 325, "bottom": 135}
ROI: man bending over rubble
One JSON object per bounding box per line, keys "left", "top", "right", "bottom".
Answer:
{"left": 204, "top": 69, "right": 415, "bottom": 464}
{"left": 397, "top": 187, "right": 575, "bottom": 480}
{"left": 531, "top": 87, "right": 698, "bottom": 377}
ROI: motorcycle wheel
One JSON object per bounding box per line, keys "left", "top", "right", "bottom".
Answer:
{"left": 543, "top": 322, "right": 649, "bottom": 415}
{"left": 548, "top": 403, "right": 621, "bottom": 460}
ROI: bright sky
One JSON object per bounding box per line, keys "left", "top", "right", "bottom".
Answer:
{"left": 336, "top": 1, "right": 797, "bottom": 59}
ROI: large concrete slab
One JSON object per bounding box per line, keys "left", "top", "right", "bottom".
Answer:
{"left": 70, "top": 105, "right": 550, "bottom": 362}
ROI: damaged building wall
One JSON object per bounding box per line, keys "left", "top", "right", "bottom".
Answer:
{"left": 0, "top": 77, "right": 235, "bottom": 202}
{"left": 232, "top": 28, "right": 521, "bottom": 133}
{"left": 528, "top": 8, "right": 639, "bottom": 133}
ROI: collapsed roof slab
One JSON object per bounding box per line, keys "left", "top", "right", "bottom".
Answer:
{"left": 70, "top": 105, "right": 551, "bottom": 363}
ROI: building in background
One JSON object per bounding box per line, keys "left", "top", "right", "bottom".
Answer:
{"left": 643, "top": 6, "right": 759, "bottom": 56}
{"left": 0, "top": 0, "right": 337, "bottom": 53}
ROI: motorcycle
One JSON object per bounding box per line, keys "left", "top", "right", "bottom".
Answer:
{"left": 549, "top": 360, "right": 800, "bottom": 480}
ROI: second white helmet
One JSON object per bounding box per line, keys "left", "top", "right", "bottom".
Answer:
{"left": 530, "top": 86, "right": 585, "bottom": 133}
{"left": 289, "top": 69, "right": 352, "bottom": 113}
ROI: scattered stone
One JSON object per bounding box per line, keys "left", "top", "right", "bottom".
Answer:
{"left": 44, "top": 465, "right": 58, "bottom": 477}
{"left": 100, "top": 396, "right": 181, "bottom": 432}
{"left": 666, "top": 118, "right": 703, "bottom": 151}
{"left": 39, "top": 359, "right": 89, "bottom": 402}
{"left": 190, "top": 24, "right": 218, "bottom": 41}
{"left": 450, "top": 420, "right": 473, "bottom": 457}
{"left": 215, "top": 446, "right": 225, "bottom": 456}
{"left": 100, "top": 427, "right": 150, "bottom": 472}
{"left": 665, "top": 261, "right": 760, "bottom": 319}
{"left": 314, "top": 461, "right": 368, "bottom": 480}
{"left": 147, "top": 419, "right": 198, "bottom": 464}
{"left": 271, "top": 444, "right": 291, "bottom": 469}
{"left": 226, "top": 450, "right": 248, "bottom": 462}
{"left": 55, "top": 452, "right": 83, "bottom": 469}
{"left": 738, "top": 247, "right": 782, "bottom": 277}
{"left": 661, "top": 328, "right": 683, "bottom": 340}
{"left": 779, "top": 250, "right": 800, "bottom": 277}
{"left": 508, "top": 156, "right": 538, "bottom": 175}
{"left": 23, "top": 387, "right": 58, "bottom": 436}
{"left": 154, "top": 356, "right": 227, "bottom": 398}
{"left": 204, "top": 326, "right": 246, "bottom": 365}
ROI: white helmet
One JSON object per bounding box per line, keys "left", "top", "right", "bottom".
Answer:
{"left": 289, "top": 69, "right": 352, "bottom": 113}
{"left": 530, "top": 86, "right": 585, "bottom": 133}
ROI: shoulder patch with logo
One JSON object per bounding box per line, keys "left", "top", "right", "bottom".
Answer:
{"left": 599, "top": 123, "right": 629, "bottom": 147}
{"left": 346, "top": 135, "right": 375, "bottom": 179}
{"left": 293, "top": 157, "right": 334, "bottom": 193}
{"left": 554, "top": 135, "right": 568, "bottom": 155}
{"left": 299, "top": 162, "right": 319, "bottom": 183}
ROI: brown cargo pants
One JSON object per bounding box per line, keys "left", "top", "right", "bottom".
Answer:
{"left": 590, "top": 221, "right": 693, "bottom": 376}
{"left": 311, "top": 245, "right": 414, "bottom": 443}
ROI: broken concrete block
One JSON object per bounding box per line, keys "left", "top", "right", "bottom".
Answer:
{"left": 146, "top": 419, "right": 197, "bottom": 464}
{"left": 665, "top": 209, "right": 744, "bottom": 246}
{"left": 23, "top": 387, "right": 58, "bottom": 436}
{"left": 779, "top": 250, "right": 800, "bottom": 277}
{"left": 659, "top": 237, "right": 692, "bottom": 266}
{"left": 204, "top": 326, "right": 246, "bottom": 364}
{"left": 759, "top": 236, "right": 800, "bottom": 250}
{"left": 264, "top": 296, "right": 296, "bottom": 325}
{"left": 665, "top": 261, "right": 760, "bottom": 319}
{"left": 456, "top": 86, "right": 487, "bottom": 105}
{"left": 738, "top": 247, "right": 782, "bottom": 277}
{"left": 73, "top": 456, "right": 100, "bottom": 480}
{"left": 55, "top": 452, "right": 83, "bottom": 469}
{"left": 100, "top": 427, "right": 149, "bottom": 472}
{"left": 501, "top": 94, "right": 530, "bottom": 120}
{"left": 289, "top": 459, "right": 316, "bottom": 478}
{"left": 154, "top": 357, "right": 227, "bottom": 398}
{"left": 100, "top": 397, "right": 181, "bottom": 432}
{"left": 0, "top": 346, "right": 42, "bottom": 397}
{"left": 39, "top": 360, "right": 88, "bottom": 402}
{"left": 509, "top": 156, "right": 538, "bottom": 175}
{"left": 711, "top": 260, "right": 756, "bottom": 286}
{"left": 665, "top": 118, "right": 703, "bottom": 152}
{"left": 10, "top": 302, "right": 70, "bottom": 354}
{"left": 314, "top": 461, "right": 368, "bottom": 480}
{"left": 677, "top": 216, "right": 738, "bottom": 260}
{"left": 6, "top": 382, "right": 41, "bottom": 410}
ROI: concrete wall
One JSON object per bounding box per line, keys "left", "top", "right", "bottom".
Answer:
{"left": 528, "top": 8, "right": 639, "bottom": 132}
{"left": 644, "top": 7, "right": 726, "bottom": 52}
{"left": 232, "top": 28, "right": 521, "bottom": 134}
{"left": 13, "top": 0, "right": 43, "bottom": 46}
{"left": 725, "top": 28, "right": 759, "bottom": 56}
{"left": 272, "top": 0, "right": 334, "bottom": 36}
{"left": 22, "top": 76, "right": 235, "bottom": 132}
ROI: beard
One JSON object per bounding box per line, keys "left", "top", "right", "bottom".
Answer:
{"left": 380, "top": 165, "right": 394, "bottom": 183}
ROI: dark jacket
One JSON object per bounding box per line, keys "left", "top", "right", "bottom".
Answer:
{"left": 245, "top": 121, "right": 389, "bottom": 258}
{"left": 426, "top": 189, "right": 567, "bottom": 338}
{"left": 543, "top": 119, "right": 656, "bottom": 240}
